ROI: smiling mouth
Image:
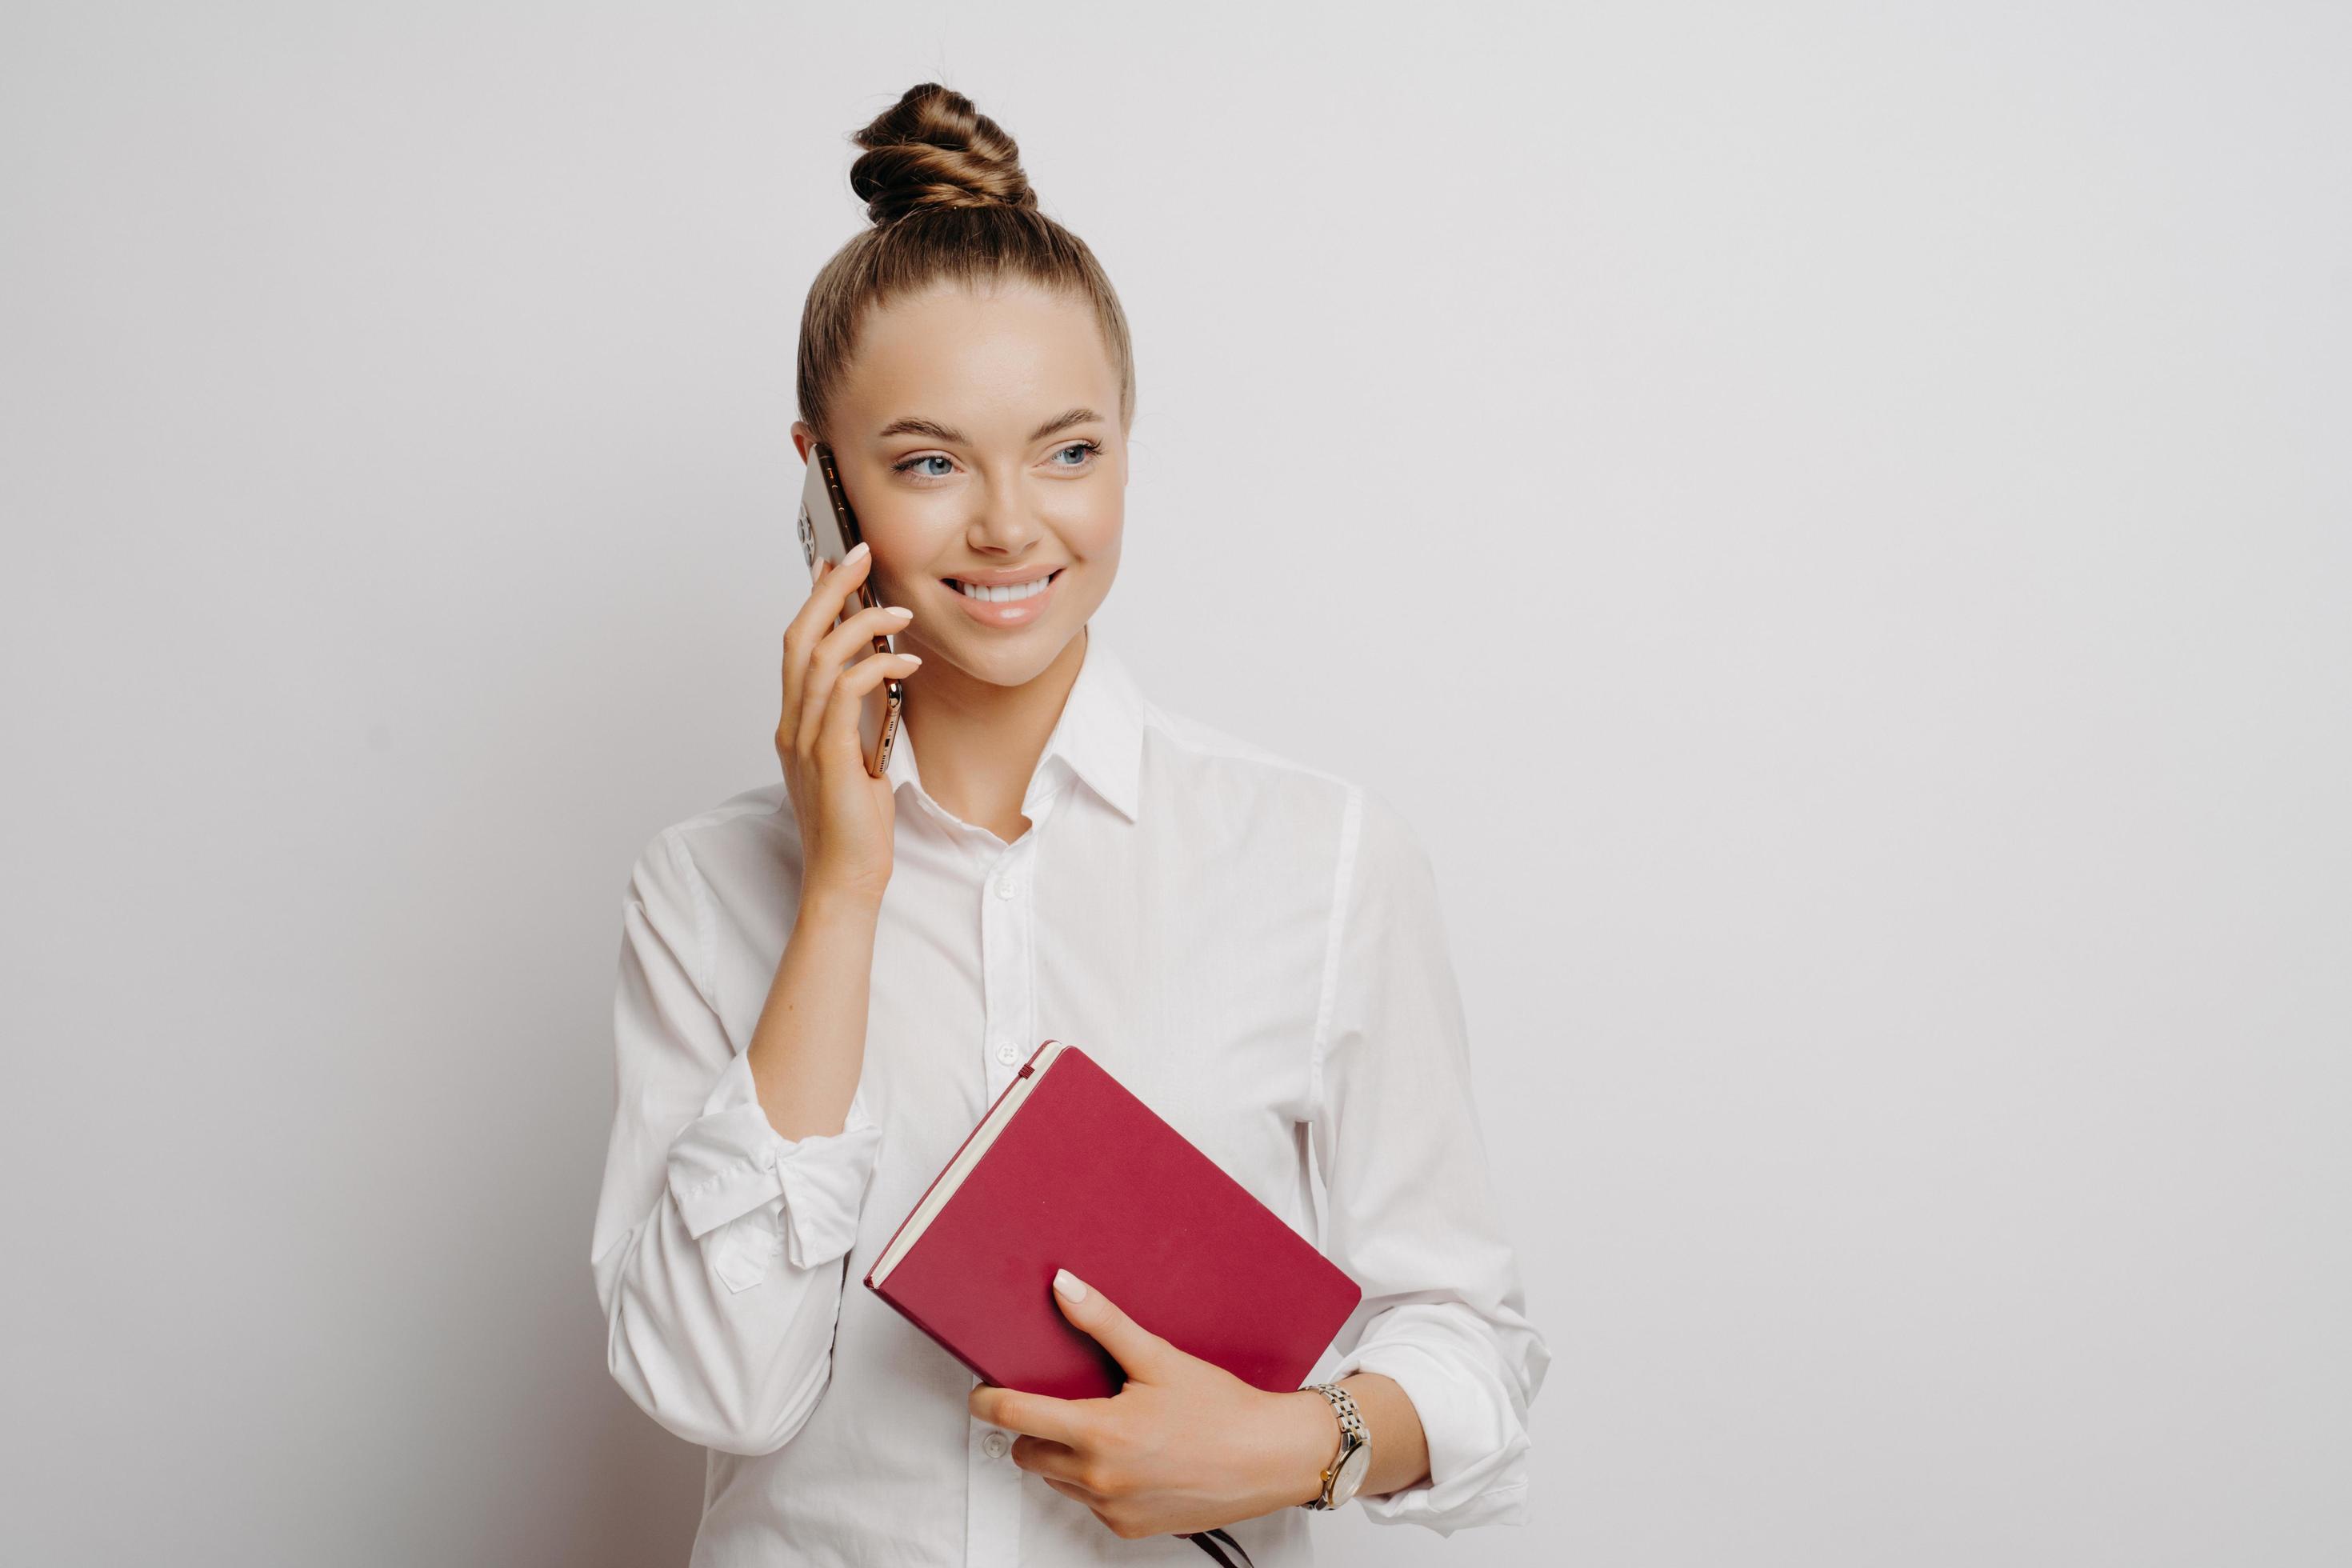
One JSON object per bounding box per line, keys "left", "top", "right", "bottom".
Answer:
{"left": 946, "top": 569, "right": 1063, "bottom": 603}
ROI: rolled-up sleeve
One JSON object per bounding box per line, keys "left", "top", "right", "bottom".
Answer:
{"left": 668, "top": 1047, "right": 881, "bottom": 1289}
{"left": 590, "top": 827, "right": 884, "bottom": 1452}
{"left": 1309, "top": 786, "right": 1552, "bottom": 1534}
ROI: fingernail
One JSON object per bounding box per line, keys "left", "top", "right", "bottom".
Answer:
{"left": 902, "top": 654, "right": 922, "bottom": 665}
{"left": 886, "top": 605, "right": 913, "bottom": 618}
{"left": 846, "top": 541, "right": 870, "bottom": 562}
{"left": 1053, "top": 1268, "right": 1089, "bottom": 1302}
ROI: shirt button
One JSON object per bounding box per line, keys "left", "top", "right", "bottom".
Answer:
{"left": 995, "top": 878, "right": 1017, "bottom": 900}
{"left": 994, "top": 1042, "right": 1018, "bottom": 1065}
{"left": 982, "top": 1430, "right": 1010, "bottom": 1458}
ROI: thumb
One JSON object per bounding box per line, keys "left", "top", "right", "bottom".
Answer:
{"left": 1051, "top": 1269, "right": 1176, "bottom": 1382}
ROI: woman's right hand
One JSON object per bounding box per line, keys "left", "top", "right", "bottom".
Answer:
{"left": 777, "top": 542, "right": 921, "bottom": 913}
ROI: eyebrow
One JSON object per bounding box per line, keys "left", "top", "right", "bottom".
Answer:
{"left": 872, "top": 407, "right": 1104, "bottom": 446}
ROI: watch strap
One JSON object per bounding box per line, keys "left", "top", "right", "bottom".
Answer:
{"left": 1302, "top": 1382, "right": 1369, "bottom": 1510}
{"left": 1178, "top": 1526, "right": 1256, "bottom": 1566}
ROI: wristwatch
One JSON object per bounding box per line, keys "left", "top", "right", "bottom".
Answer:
{"left": 1301, "top": 1382, "right": 1372, "bottom": 1510}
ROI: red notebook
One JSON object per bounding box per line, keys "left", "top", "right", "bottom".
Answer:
{"left": 863, "top": 1039, "right": 1363, "bottom": 1401}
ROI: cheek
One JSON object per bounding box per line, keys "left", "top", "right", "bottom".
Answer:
{"left": 862, "top": 522, "right": 954, "bottom": 600}
{"left": 1063, "top": 505, "right": 1123, "bottom": 565}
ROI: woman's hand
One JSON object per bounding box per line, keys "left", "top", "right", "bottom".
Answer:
{"left": 968, "top": 1270, "right": 1340, "bottom": 1542}
{"left": 776, "top": 542, "right": 920, "bottom": 912}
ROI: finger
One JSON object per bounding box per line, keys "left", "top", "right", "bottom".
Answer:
{"left": 790, "top": 546, "right": 863, "bottom": 643}
{"left": 819, "top": 541, "right": 876, "bottom": 628}
{"left": 782, "top": 562, "right": 840, "bottom": 725}
{"left": 1010, "top": 1435, "right": 1106, "bottom": 1495}
{"left": 814, "top": 646, "right": 921, "bottom": 766}
{"left": 1050, "top": 1270, "right": 1175, "bottom": 1383}
{"left": 970, "top": 1381, "right": 1102, "bottom": 1450}
{"left": 781, "top": 546, "right": 872, "bottom": 720}
{"left": 795, "top": 604, "right": 914, "bottom": 759}
{"left": 818, "top": 601, "right": 916, "bottom": 674}
{"left": 796, "top": 606, "right": 914, "bottom": 764}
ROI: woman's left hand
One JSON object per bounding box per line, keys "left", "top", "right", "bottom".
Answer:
{"left": 968, "top": 1270, "right": 1332, "bottom": 1541}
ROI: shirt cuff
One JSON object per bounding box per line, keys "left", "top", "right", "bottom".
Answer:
{"left": 1327, "top": 1329, "right": 1534, "bottom": 1534}
{"left": 666, "top": 1050, "right": 882, "bottom": 1284}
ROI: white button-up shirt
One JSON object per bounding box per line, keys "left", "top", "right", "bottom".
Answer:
{"left": 591, "top": 629, "right": 1550, "bottom": 1566}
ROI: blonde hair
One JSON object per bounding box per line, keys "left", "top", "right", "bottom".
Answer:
{"left": 795, "top": 82, "right": 1138, "bottom": 446}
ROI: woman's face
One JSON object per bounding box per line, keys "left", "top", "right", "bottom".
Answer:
{"left": 791, "top": 278, "right": 1127, "bottom": 692}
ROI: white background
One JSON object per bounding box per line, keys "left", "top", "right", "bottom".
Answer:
{"left": 4, "top": 3, "right": 2346, "bottom": 1564}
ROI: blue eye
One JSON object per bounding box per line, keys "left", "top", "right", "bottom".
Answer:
{"left": 890, "top": 440, "right": 1102, "bottom": 482}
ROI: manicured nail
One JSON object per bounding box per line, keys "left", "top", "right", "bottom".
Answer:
{"left": 1053, "top": 1268, "right": 1089, "bottom": 1302}
{"left": 901, "top": 654, "right": 922, "bottom": 666}
{"left": 886, "top": 605, "right": 913, "bottom": 618}
{"left": 846, "top": 541, "right": 870, "bottom": 563}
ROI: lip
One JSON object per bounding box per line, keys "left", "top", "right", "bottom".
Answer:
{"left": 942, "top": 564, "right": 1063, "bottom": 587}
{"left": 945, "top": 566, "right": 1062, "bottom": 628}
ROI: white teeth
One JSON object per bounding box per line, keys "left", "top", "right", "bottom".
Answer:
{"left": 954, "top": 573, "right": 1054, "bottom": 603}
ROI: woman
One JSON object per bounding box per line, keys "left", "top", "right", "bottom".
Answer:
{"left": 590, "top": 82, "right": 1550, "bottom": 1566}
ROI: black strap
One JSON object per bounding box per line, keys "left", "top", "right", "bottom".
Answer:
{"left": 1178, "top": 1526, "right": 1256, "bottom": 1566}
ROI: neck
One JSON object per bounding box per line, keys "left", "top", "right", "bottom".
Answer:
{"left": 897, "top": 624, "right": 1089, "bottom": 842}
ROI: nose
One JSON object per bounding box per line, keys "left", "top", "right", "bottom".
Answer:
{"left": 964, "top": 469, "right": 1045, "bottom": 558}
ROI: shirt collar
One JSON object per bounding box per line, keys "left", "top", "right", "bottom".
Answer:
{"left": 883, "top": 625, "right": 1146, "bottom": 825}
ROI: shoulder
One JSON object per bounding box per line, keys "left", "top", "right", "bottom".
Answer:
{"left": 619, "top": 782, "right": 801, "bottom": 922}
{"left": 1134, "top": 695, "right": 1429, "bottom": 872}
{"left": 1137, "top": 696, "right": 1350, "bottom": 830}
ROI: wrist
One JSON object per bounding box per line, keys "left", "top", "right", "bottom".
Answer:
{"left": 798, "top": 880, "right": 884, "bottom": 926}
{"left": 1277, "top": 1388, "right": 1341, "bottom": 1510}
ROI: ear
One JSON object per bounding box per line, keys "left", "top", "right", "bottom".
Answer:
{"left": 790, "top": 421, "right": 816, "bottom": 463}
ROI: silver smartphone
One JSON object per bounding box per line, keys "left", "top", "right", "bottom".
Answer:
{"left": 795, "top": 441, "right": 903, "bottom": 777}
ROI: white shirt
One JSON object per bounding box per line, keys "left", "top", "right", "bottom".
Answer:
{"left": 591, "top": 628, "right": 1550, "bottom": 1566}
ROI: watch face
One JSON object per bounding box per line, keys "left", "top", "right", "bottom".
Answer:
{"left": 1331, "top": 1441, "right": 1373, "bottom": 1506}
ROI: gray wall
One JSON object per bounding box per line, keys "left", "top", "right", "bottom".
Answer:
{"left": 4, "top": 3, "right": 2346, "bottom": 1564}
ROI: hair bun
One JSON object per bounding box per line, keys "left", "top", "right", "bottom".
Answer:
{"left": 848, "top": 82, "right": 1037, "bottom": 225}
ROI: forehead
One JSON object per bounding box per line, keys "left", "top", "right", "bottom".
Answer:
{"left": 842, "top": 279, "right": 1118, "bottom": 436}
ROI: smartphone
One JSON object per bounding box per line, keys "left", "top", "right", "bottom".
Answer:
{"left": 795, "top": 440, "right": 904, "bottom": 777}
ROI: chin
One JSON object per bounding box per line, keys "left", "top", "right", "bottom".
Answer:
{"left": 912, "top": 606, "right": 1086, "bottom": 686}
{"left": 946, "top": 623, "right": 1086, "bottom": 689}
